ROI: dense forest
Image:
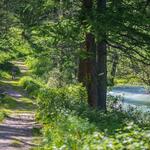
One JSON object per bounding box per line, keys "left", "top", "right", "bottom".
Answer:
{"left": 0, "top": 0, "right": 150, "bottom": 149}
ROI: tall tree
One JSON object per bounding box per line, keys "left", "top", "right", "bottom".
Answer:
{"left": 79, "top": 0, "right": 108, "bottom": 109}
{"left": 79, "top": 0, "right": 98, "bottom": 107}
{"left": 96, "top": 0, "right": 107, "bottom": 109}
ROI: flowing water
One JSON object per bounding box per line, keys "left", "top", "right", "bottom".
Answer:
{"left": 109, "top": 86, "right": 150, "bottom": 112}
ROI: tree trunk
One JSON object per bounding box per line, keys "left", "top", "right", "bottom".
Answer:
{"left": 78, "top": 0, "right": 97, "bottom": 107}
{"left": 86, "top": 33, "right": 97, "bottom": 107}
{"left": 96, "top": 0, "right": 107, "bottom": 110}
{"left": 97, "top": 40, "right": 107, "bottom": 109}
{"left": 78, "top": 52, "right": 88, "bottom": 86}
{"left": 110, "top": 52, "right": 119, "bottom": 85}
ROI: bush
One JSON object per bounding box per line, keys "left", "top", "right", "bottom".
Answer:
{"left": 34, "top": 84, "right": 150, "bottom": 150}
{"left": 20, "top": 77, "right": 149, "bottom": 150}
{"left": 19, "top": 76, "right": 43, "bottom": 97}
{"left": 39, "top": 117, "right": 150, "bottom": 150}
{"left": 36, "top": 84, "right": 87, "bottom": 122}
{"left": 36, "top": 107, "right": 150, "bottom": 150}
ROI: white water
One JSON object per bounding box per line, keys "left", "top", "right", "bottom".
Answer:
{"left": 109, "top": 86, "right": 150, "bottom": 112}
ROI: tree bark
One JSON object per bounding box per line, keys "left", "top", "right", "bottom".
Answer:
{"left": 96, "top": 0, "right": 107, "bottom": 110}
{"left": 78, "top": 0, "right": 93, "bottom": 86}
{"left": 97, "top": 40, "right": 107, "bottom": 109}
{"left": 110, "top": 52, "right": 119, "bottom": 85}
{"left": 78, "top": 52, "right": 88, "bottom": 86}
{"left": 78, "top": 0, "right": 97, "bottom": 107}
{"left": 86, "top": 33, "right": 97, "bottom": 107}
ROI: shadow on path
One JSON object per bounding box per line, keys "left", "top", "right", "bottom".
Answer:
{"left": 0, "top": 60, "right": 39, "bottom": 150}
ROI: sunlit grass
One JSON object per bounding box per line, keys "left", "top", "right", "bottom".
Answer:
{"left": 0, "top": 61, "right": 36, "bottom": 115}
{"left": 0, "top": 71, "right": 11, "bottom": 80}
{"left": 115, "top": 77, "right": 143, "bottom": 86}
{"left": 10, "top": 140, "right": 22, "bottom": 147}
{"left": 0, "top": 111, "right": 6, "bottom": 122}
{"left": 0, "top": 95, "right": 36, "bottom": 114}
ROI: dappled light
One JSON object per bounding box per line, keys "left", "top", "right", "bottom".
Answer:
{"left": 0, "top": 0, "right": 150, "bottom": 150}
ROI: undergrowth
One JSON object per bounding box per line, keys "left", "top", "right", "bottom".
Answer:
{"left": 0, "top": 111, "right": 6, "bottom": 122}
{"left": 20, "top": 77, "right": 150, "bottom": 150}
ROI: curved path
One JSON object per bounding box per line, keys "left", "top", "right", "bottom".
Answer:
{"left": 0, "top": 61, "right": 39, "bottom": 150}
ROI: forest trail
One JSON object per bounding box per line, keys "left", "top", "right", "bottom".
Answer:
{"left": 0, "top": 61, "right": 39, "bottom": 150}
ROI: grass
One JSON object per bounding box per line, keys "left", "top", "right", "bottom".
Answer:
{"left": 0, "top": 60, "right": 41, "bottom": 148}
{"left": 0, "top": 96, "right": 36, "bottom": 114}
{"left": 0, "top": 70, "right": 36, "bottom": 115}
{"left": 0, "top": 111, "right": 6, "bottom": 122}
{"left": 31, "top": 124, "right": 43, "bottom": 148}
{"left": 0, "top": 71, "right": 11, "bottom": 80}
{"left": 10, "top": 140, "right": 23, "bottom": 147}
{"left": 30, "top": 81, "right": 150, "bottom": 149}
{"left": 114, "top": 77, "right": 143, "bottom": 86}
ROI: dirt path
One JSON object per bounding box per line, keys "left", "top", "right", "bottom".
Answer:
{"left": 0, "top": 61, "right": 39, "bottom": 150}
{"left": 0, "top": 113, "right": 36, "bottom": 150}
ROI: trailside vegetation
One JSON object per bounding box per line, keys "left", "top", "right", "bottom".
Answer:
{"left": 0, "top": 0, "right": 150, "bottom": 149}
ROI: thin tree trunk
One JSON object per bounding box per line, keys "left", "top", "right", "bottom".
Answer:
{"left": 78, "top": 53, "right": 88, "bottom": 86}
{"left": 110, "top": 52, "right": 119, "bottom": 85}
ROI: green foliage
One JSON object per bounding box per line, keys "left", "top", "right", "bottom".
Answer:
{"left": 26, "top": 56, "right": 54, "bottom": 78}
{"left": 19, "top": 76, "right": 42, "bottom": 97}
{"left": 36, "top": 84, "right": 87, "bottom": 121}
{"left": 38, "top": 115, "right": 150, "bottom": 150}
{"left": 32, "top": 83, "right": 150, "bottom": 150}
{"left": 0, "top": 52, "right": 12, "bottom": 64}
{"left": 36, "top": 107, "right": 150, "bottom": 149}
{"left": 0, "top": 111, "right": 6, "bottom": 122}
{"left": 0, "top": 71, "right": 11, "bottom": 79}
{"left": 114, "top": 77, "right": 142, "bottom": 85}
{"left": 0, "top": 62, "right": 20, "bottom": 75}
{"left": 0, "top": 0, "right": 150, "bottom": 149}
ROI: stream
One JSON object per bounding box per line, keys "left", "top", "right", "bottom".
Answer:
{"left": 109, "top": 86, "right": 150, "bottom": 112}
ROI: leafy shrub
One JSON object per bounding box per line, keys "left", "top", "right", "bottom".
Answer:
{"left": 20, "top": 78, "right": 149, "bottom": 149}
{"left": 26, "top": 56, "right": 53, "bottom": 77}
{"left": 34, "top": 83, "right": 150, "bottom": 150}
{"left": 36, "top": 84, "right": 87, "bottom": 122}
{"left": 37, "top": 109, "right": 150, "bottom": 150}
{"left": 19, "top": 76, "right": 43, "bottom": 97}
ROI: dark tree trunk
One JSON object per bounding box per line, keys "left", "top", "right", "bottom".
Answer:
{"left": 78, "top": 0, "right": 93, "bottom": 86}
{"left": 110, "top": 52, "right": 119, "bottom": 85}
{"left": 78, "top": 53, "right": 88, "bottom": 86}
{"left": 78, "top": 0, "right": 97, "bottom": 107}
{"left": 79, "top": 0, "right": 108, "bottom": 108}
{"left": 97, "top": 40, "right": 107, "bottom": 109}
{"left": 96, "top": 0, "right": 107, "bottom": 110}
{"left": 86, "top": 33, "right": 97, "bottom": 107}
